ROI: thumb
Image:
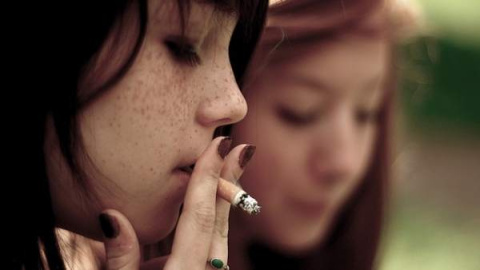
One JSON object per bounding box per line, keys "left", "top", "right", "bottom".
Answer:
{"left": 99, "top": 209, "right": 141, "bottom": 270}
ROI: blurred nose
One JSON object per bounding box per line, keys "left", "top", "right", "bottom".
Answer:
{"left": 310, "top": 108, "right": 358, "bottom": 182}
{"left": 195, "top": 63, "right": 247, "bottom": 128}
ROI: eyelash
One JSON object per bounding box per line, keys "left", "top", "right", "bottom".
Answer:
{"left": 278, "top": 107, "right": 380, "bottom": 127}
{"left": 355, "top": 110, "right": 380, "bottom": 125}
{"left": 165, "top": 40, "right": 201, "bottom": 67}
{"left": 278, "top": 107, "right": 317, "bottom": 127}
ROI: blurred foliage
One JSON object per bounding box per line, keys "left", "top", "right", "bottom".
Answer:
{"left": 379, "top": 196, "right": 480, "bottom": 270}
{"left": 398, "top": 37, "right": 480, "bottom": 134}
{"left": 417, "top": 0, "right": 480, "bottom": 47}
{"left": 380, "top": 1, "right": 480, "bottom": 270}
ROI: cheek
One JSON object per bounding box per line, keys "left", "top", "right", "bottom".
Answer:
{"left": 80, "top": 46, "right": 198, "bottom": 196}
{"left": 130, "top": 43, "right": 195, "bottom": 124}
{"left": 340, "top": 126, "right": 378, "bottom": 199}
{"left": 357, "top": 127, "right": 378, "bottom": 176}
{"left": 119, "top": 44, "right": 200, "bottom": 142}
{"left": 235, "top": 112, "right": 302, "bottom": 197}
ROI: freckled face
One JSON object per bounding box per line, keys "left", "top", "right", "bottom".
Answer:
{"left": 233, "top": 35, "right": 388, "bottom": 252}
{"left": 75, "top": 1, "right": 245, "bottom": 243}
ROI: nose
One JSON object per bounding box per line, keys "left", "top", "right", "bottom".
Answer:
{"left": 310, "top": 109, "right": 358, "bottom": 181}
{"left": 195, "top": 64, "right": 248, "bottom": 128}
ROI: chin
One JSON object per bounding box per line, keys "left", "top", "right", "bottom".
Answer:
{"left": 259, "top": 220, "right": 331, "bottom": 256}
{"left": 273, "top": 233, "right": 327, "bottom": 256}
{"left": 136, "top": 207, "right": 181, "bottom": 245}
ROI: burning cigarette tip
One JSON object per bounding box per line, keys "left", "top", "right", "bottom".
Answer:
{"left": 218, "top": 178, "right": 260, "bottom": 215}
{"left": 233, "top": 191, "right": 261, "bottom": 215}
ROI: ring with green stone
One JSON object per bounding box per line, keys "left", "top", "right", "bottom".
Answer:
{"left": 207, "top": 258, "right": 230, "bottom": 270}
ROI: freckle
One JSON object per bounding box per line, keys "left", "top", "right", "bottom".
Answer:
{"left": 132, "top": 93, "right": 139, "bottom": 102}
{"left": 149, "top": 167, "right": 154, "bottom": 172}
{"left": 135, "top": 142, "right": 138, "bottom": 146}
{"left": 140, "top": 108, "right": 145, "bottom": 115}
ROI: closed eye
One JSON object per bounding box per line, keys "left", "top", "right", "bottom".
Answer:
{"left": 355, "top": 109, "right": 380, "bottom": 125}
{"left": 277, "top": 107, "right": 317, "bottom": 126}
{"left": 165, "top": 39, "right": 201, "bottom": 67}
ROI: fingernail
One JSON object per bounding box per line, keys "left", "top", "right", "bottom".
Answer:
{"left": 218, "top": 137, "right": 232, "bottom": 159}
{"left": 99, "top": 213, "right": 119, "bottom": 239}
{"left": 239, "top": 145, "right": 256, "bottom": 169}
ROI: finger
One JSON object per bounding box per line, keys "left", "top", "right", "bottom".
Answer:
{"left": 209, "top": 144, "right": 256, "bottom": 264}
{"left": 165, "top": 136, "right": 232, "bottom": 270}
{"left": 221, "top": 144, "right": 256, "bottom": 185}
{"left": 100, "top": 209, "right": 141, "bottom": 270}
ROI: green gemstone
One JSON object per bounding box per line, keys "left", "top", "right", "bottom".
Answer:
{"left": 211, "top": 259, "right": 224, "bottom": 269}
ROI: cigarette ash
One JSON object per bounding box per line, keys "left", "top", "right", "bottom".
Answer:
{"left": 237, "top": 193, "right": 261, "bottom": 215}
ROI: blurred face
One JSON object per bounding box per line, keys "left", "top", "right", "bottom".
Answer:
{"left": 46, "top": 0, "right": 246, "bottom": 244}
{"left": 232, "top": 35, "right": 388, "bottom": 252}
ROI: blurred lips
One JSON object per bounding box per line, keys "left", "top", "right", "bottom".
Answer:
{"left": 286, "top": 196, "right": 328, "bottom": 216}
{"left": 178, "top": 163, "right": 195, "bottom": 175}
{"left": 173, "top": 163, "right": 196, "bottom": 183}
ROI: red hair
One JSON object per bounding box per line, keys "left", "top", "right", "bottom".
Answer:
{"left": 243, "top": 1, "right": 394, "bottom": 269}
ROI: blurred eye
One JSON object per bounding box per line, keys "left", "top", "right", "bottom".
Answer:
{"left": 277, "top": 107, "right": 317, "bottom": 127}
{"left": 355, "top": 109, "right": 380, "bottom": 126}
{"left": 165, "top": 40, "right": 201, "bottom": 67}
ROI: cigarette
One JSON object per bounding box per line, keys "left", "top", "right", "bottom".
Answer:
{"left": 218, "top": 178, "right": 261, "bottom": 215}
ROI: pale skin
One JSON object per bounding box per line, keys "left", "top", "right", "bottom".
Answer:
{"left": 44, "top": 1, "right": 254, "bottom": 269}
{"left": 230, "top": 26, "right": 389, "bottom": 260}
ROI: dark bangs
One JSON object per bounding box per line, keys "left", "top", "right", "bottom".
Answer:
{"left": 178, "top": 0, "right": 268, "bottom": 86}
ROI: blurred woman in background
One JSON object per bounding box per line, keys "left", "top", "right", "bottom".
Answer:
{"left": 229, "top": 0, "right": 419, "bottom": 269}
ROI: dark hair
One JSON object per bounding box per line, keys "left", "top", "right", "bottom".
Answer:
{"left": 242, "top": 0, "right": 393, "bottom": 269}
{"left": 7, "top": 0, "right": 267, "bottom": 269}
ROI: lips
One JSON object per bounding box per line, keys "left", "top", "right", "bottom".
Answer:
{"left": 178, "top": 163, "right": 195, "bottom": 175}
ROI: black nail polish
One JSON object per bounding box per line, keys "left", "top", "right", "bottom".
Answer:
{"left": 99, "top": 213, "right": 119, "bottom": 239}
{"left": 218, "top": 137, "right": 232, "bottom": 159}
{"left": 239, "top": 145, "right": 256, "bottom": 169}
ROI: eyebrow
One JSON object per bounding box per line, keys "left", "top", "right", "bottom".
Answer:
{"left": 288, "top": 72, "right": 383, "bottom": 97}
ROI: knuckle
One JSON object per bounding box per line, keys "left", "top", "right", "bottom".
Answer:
{"left": 215, "top": 216, "right": 229, "bottom": 239}
{"left": 231, "top": 168, "right": 243, "bottom": 182}
{"left": 191, "top": 202, "right": 216, "bottom": 233}
{"left": 106, "top": 246, "right": 134, "bottom": 269}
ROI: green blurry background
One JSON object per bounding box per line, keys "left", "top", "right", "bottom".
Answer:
{"left": 379, "top": 0, "right": 480, "bottom": 269}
